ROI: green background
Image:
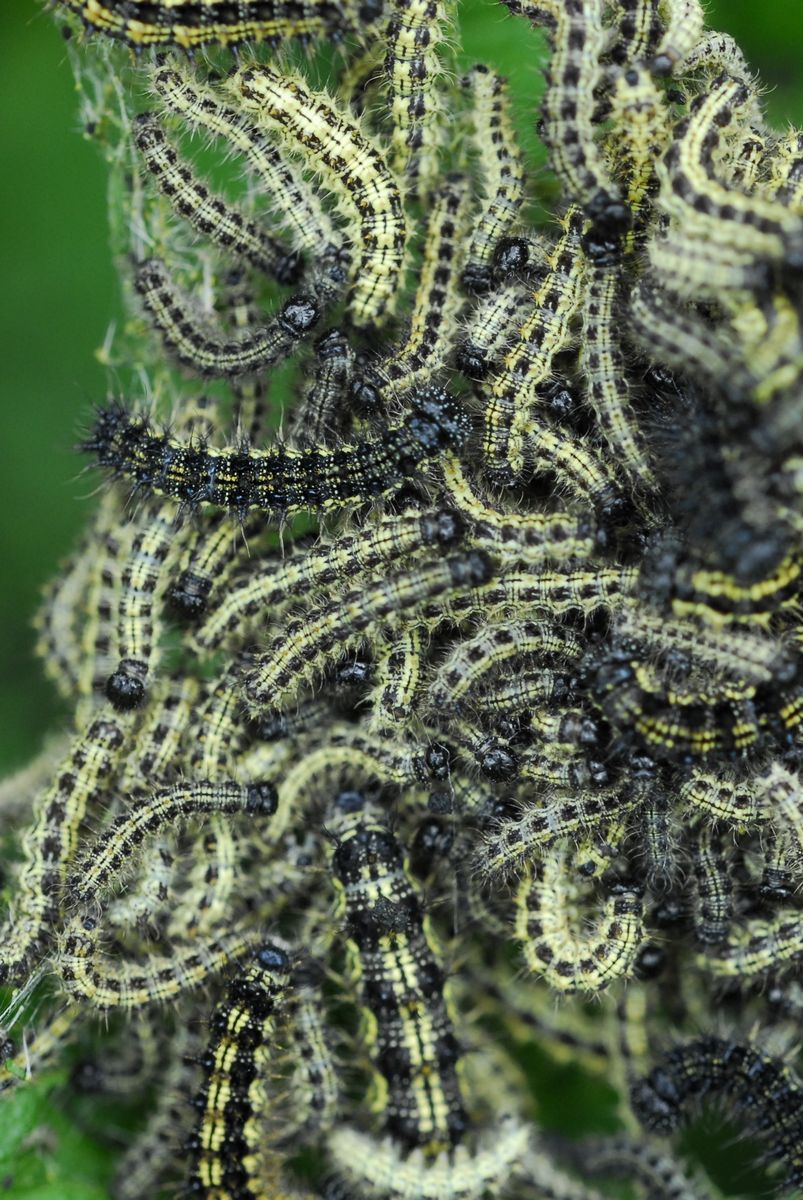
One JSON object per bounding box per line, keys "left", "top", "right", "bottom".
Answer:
{"left": 0, "top": 1, "right": 802, "bottom": 1196}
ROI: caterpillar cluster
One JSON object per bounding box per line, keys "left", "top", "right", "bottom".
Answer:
{"left": 5, "top": 0, "right": 803, "bottom": 1197}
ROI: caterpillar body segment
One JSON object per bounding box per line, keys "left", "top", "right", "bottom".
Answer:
{"left": 83, "top": 388, "right": 471, "bottom": 519}
{"left": 460, "top": 67, "right": 526, "bottom": 295}
{"left": 150, "top": 65, "right": 341, "bottom": 264}
{"left": 0, "top": 715, "right": 129, "bottom": 985}
{"left": 384, "top": 0, "right": 451, "bottom": 197}
{"left": 56, "top": 0, "right": 361, "bottom": 49}
{"left": 134, "top": 112, "right": 298, "bottom": 282}
{"left": 480, "top": 207, "right": 586, "bottom": 481}
{"left": 328, "top": 794, "right": 468, "bottom": 1156}
{"left": 234, "top": 64, "right": 407, "bottom": 326}
{"left": 607, "top": 0, "right": 664, "bottom": 67}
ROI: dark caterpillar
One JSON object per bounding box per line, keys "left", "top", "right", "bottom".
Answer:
{"left": 184, "top": 940, "right": 293, "bottom": 1199}
{"left": 632, "top": 1036, "right": 803, "bottom": 1194}
{"left": 328, "top": 792, "right": 468, "bottom": 1156}
{"left": 56, "top": 0, "right": 361, "bottom": 49}
{"left": 82, "top": 387, "right": 470, "bottom": 518}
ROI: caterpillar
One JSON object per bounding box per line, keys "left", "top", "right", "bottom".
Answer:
{"left": 677, "top": 766, "right": 764, "bottom": 830}
{"left": 104, "top": 502, "right": 186, "bottom": 710}
{"left": 135, "top": 258, "right": 323, "bottom": 379}
{"left": 579, "top": 259, "right": 656, "bottom": 492}
{"left": 612, "top": 606, "right": 795, "bottom": 687}
{"left": 656, "top": 72, "right": 803, "bottom": 271}
{"left": 460, "top": 68, "right": 525, "bottom": 294}
{"left": 700, "top": 907, "right": 803, "bottom": 979}
{"left": 423, "top": 564, "right": 638, "bottom": 625}
{"left": 169, "top": 512, "right": 264, "bottom": 620}
{"left": 606, "top": 64, "right": 671, "bottom": 248}
{"left": 242, "top": 550, "right": 492, "bottom": 709}
{"left": 55, "top": 0, "right": 359, "bottom": 49}
{"left": 439, "top": 454, "right": 596, "bottom": 564}
{"left": 427, "top": 619, "right": 583, "bottom": 714}
{"left": 133, "top": 112, "right": 301, "bottom": 284}
{"left": 290, "top": 327, "right": 356, "bottom": 446}
{"left": 370, "top": 624, "right": 425, "bottom": 726}
{"left": 328, "top": 792, "right": 468, "bottom": 1155}
{"left": 567, "top": 1134, "right": 719, "bottom": 1200}
{"left": 353, "top": 175, "right": 471, "bottom": 400}
{"left": 521, "top": 416, "right": 628, "bottom": 524}
{"left": 508, "top": 0, "right": 620, "bottom": 214}
{"left": 631, "top": 1036, "right": 803, "bottom": 1193}
{"left": 0, "top": 1003, "right": 85, "bottom": 1093}
{"left": 82, "top": 387, "right": 470, "bottom": 519}
{"left": 111, "top": 1025, "right": 203, "bottom": 1200}
{"left": 515, "top": 844, "right": 645, "bottom": 993}
{"left": 324, "top": 1116, "right": 531, "bottom": 1200}
{"left": 150, "top": 65, "right": 342, "bottom": 268}
{"left": 384, "top": 0, "right": 450, "bottom": 196}
{"left": 478, "top": 786, "right": 634, "bottom": 879}
{"left": 456, "top": 279, "right": 533, "bottom": 380}
{"left": 190, "top": 506, "right": 464, "bottom": 653}
{"left": 689, "top": 822, "right": 734, "bottom": 945}
{"left": 184, "top": 940, "right": 302, "bottom": 1200}
{"left": 56, "top": 919, "right": 267, "bottom": 1011}
{"left": 279, "top": 962, "right": 340, "bottom": 1141}
{"left": 234, "top": 63, "right": 407, "bottom": 326}
{"left": 119, "top": 673, "right": 201, "bottom": 794}
{"left": 0, "top": 715, "right": 129, "bottom": 985}
{"left": 480, "top": 207, "right": 586, "bottom": 481}
{"left": 650, "top": 0, "right": 705, "bottom": 75}
{"left": 66, "top": 780, "right": 278, "bottom": 909}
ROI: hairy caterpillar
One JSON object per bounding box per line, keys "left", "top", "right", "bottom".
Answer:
{"left": 328, "top": 793, "right": 468, "bottom": 1155}
{"left": 82, "top": 388, "right": 470, "bottom": 518}
{"left": 56, "top": 0, "right": 360, "bottom": 49}
{"left": 632, "top": 1036, "right": 803, "bottom": 1193}
{"left": 235, "top": 63, "right": 407, "bottom": 326}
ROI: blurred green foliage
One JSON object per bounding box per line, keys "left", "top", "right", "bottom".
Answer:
{"left": 1, "top": 3, "right": 803, "bottom": 1197}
